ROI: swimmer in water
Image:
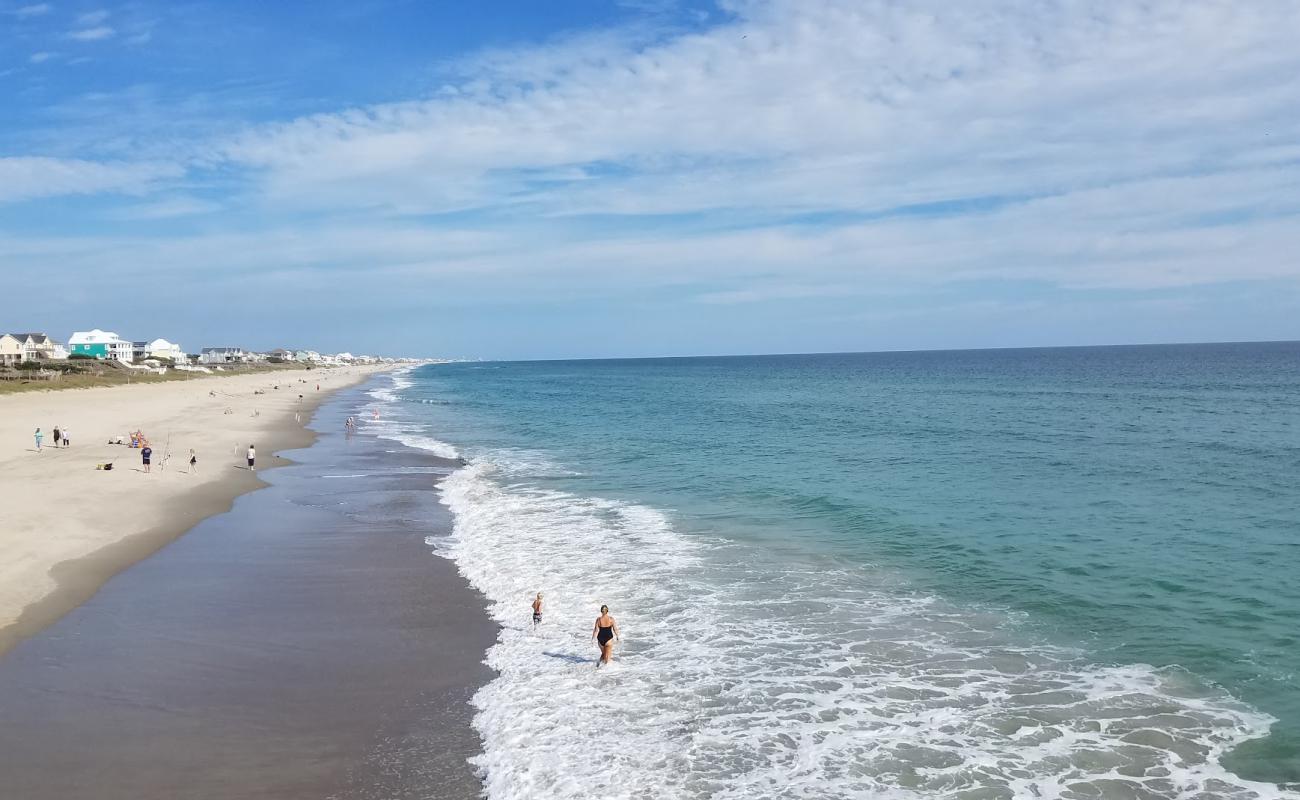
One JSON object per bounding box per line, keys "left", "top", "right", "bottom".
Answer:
{"left": 532, "top": 592, "right": 543, "bottom": 628}
{"left": 591, "top": 604, "right": 619, "bottom": 667}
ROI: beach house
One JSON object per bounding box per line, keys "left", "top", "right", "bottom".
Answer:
{"left": 144, "top": 339, "right": 185, "bottom": 362}
{"left": 67, "top": 330, "right": 133, "bottom": 364}
{"left": 11, "top": 333, "right": 59, "bottom": 361}
{"left": 0, "top": 334, "right": 24, "bottom": 366}
{"left": 200, "top": 346, "right": 247, "bottom": 364}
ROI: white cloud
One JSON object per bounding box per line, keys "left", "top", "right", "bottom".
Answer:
{"left": 28, "top": 51, "right": 54, "bottom": 63}
{"left": 68, "top": 25, "right": 114, "bottom": 41}
{"left": 75, "top": 9, "right": 108, "bottom": 25}
{"left": 105, "top": 196, "right": 221, "bottom": 220}
{"left": 3, "top": 0, "right": 1300, "bottom": 328}
{"left": 0, "top": 157, "right": 180, "bottom": 203}
{"left": 207, "top": 0, "right": 1300, "bottom": 297}
{"left": 12, "top": 3, "right": 51, "bottom": 18}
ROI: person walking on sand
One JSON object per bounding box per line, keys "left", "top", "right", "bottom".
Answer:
{"left": 189, "top": 449, "right": 198, "bottom": 474}
{"left": 60, "top": 426, "right": 69, "bottom": 448}
{"left": 247, "top": 444, "right": 256, "bottom": 471}
{"left": 532, "top": 593, "right": 544, "bottom": 629}
{"left": 141, "top": 444, "right": 153, "bottom": 473}
{"left": 53, "top": 426, "right": 60, "bottom": 449}
{"left": 591, "top": 605, "right": 620, "bottom": 668}
{"left": 34, "top": 428, "right": 43, "bottom": 452}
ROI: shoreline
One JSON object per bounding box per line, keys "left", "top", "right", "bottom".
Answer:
{"left": 0, "top": 376, "right": 495, "bottom": 799}
{"left": 0, "top": 365, "right": 391, "bottom": 657}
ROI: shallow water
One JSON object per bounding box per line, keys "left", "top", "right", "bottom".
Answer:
{"left": 368, "top": 343, "right": 1300, "bottom": 798}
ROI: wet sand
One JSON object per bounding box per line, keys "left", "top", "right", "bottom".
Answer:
{"left": 0, "top": 365, "right": 390, "bottom": 656}
{"left": 0, "top": 382, "right": 496, "bottom": 799}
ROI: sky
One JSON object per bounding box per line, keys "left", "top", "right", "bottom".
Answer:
{"left": 1, "top": 0, "right": 1298, "bottom": 359}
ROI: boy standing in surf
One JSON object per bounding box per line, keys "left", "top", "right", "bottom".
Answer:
{"left": 531, "top": 593, "right": 543, "bottom": 628}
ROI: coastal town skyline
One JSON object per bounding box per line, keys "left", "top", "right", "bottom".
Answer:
{"left": 4, "top": 0, "right": 1298, "bottom": 359}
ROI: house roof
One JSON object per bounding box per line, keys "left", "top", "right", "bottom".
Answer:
{"left": 11, "top": 333, "right": 50, "bottom": 344}
{"left": 68, "top": 329, "right": 124, "bottom": 344}
{"left": 201, "top": 346, "right": 244, "bottom": 353}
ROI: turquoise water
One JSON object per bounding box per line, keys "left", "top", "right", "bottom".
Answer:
{"left": 375, "top": 342, "right": 1300, "bottom": 797}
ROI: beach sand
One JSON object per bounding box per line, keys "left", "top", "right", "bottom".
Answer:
{"left": 0, "top": 383, "right": 495, "bottom": 798}
{"left": 0, "top": 365, "right": 390, "bottom": 655}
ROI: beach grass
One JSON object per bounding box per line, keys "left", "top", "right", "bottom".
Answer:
{"left": 0, "top": 361, "right": 313, "bottom": 396}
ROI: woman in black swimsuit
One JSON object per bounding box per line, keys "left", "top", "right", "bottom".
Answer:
{"left": 591, "top": 605, "right": 619, "bottom": 667}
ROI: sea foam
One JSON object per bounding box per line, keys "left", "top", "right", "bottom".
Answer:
{"left": 372, "top": 369, "right": 1296, "bottom": 800}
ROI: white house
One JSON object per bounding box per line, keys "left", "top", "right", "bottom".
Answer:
{"left": 200, "top": 346, "right": 247, "bottom": 364}
{"left": 145, "top": 338, "right": 185, "bottom": 361}
{"left": 68, "top": 330, "right": 133, "bottom": 364}
{"left": 11, "top": 333, "right": 59, "bottom": 361}
{"left": 0, "top": 334, "right": 24, "bottom": 366}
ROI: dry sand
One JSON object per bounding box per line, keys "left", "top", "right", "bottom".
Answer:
{"left": 0, "top": 365, "right": 390, "bottom": 655}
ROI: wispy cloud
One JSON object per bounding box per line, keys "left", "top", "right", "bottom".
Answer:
{"left": 28, "top": 51, "right": 54, "bottom": 63}
{"left": 75, "top": 8, "right": 108, "bottom": 25}
{"left": 0, "top": 156, "right": 180, "bottom": 203}
{"left": 11, "top": 3, "right": 52, "bottom": 18}
{"left": 67, "top": 25, "right": 114, "bottom": 41}
{"left": 106, "top": 196, "right": 221, "bottom": 220}
{"left": 1, "top": 0, "right": 1299, "bottom": 355}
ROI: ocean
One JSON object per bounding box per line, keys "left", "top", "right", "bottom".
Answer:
{"left": 366, "top": 342, "right": 1300, "bottom": 799}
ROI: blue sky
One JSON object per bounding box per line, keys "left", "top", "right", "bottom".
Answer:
{"left": 2, "top": 0, "right": 1297, "bottom": 359}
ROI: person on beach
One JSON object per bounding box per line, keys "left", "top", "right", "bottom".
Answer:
{"left": 53, "top": 426, "right": 60, "bottom": 448}
{"left": 591, "top": 605, "right": 620, "bottom": 667}
{"left": 34, "top": 428, "right": 43, "bottom": 452}
{"left": 61, "top": 427, "right": 69, "bottom": 448}
{"left": 189, "top": 449, "right": 198, "bottom": 473}
{"left": 532, "top": 593, "right": 544, "bottom": 628}
{"left": 141, "top": 444, "right": 153, "bottom": 473}
{"left": 247, "top": 444, "right": 256, "bottom": 471}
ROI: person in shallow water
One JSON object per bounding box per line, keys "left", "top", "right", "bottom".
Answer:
{"left": 532, "top": 592, "right": 543, "bottom": 628}
{"left": 591, "top": 605, "right": 619, "bottom": 667}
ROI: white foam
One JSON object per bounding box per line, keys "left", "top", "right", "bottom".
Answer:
{"left": 363, "top": 370, "right": 462, "bottom": 460}
{"left": 440, "top": 459, "right": 1297, "bottom": 800}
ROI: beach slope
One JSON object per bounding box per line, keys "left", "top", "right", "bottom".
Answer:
{"left": 0, "top": 365, "right": 388, "bottom": 654}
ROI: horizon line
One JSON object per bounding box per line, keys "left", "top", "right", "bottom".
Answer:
{"left": 456, "top": 338, "right": 1300, "bottom": 365}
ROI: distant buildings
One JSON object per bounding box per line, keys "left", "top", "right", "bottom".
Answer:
{"left": 0, "top": 334, "right": 24, "bottom": 366}
{"left": 7, "top": 327, "right": 411, "bottom": 371}
{"left": 0, "top": 333, "right": 64, "bottom": 365}
{"left": 145, "top": 338, "right": 186, "bottom": 362}
{"left": 13, "top": 333, "right": 59, "bottom": 361}
{"left": 68, "top": 330, "right": 134, "bottom": 364}
{"left": 200, "top": 346, "right": 248, "bottom": 364}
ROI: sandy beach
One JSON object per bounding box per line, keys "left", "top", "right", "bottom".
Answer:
{"left": 0, "top": 365, "right": 390, "bottom": 655}
{"left": 0, "top": 381, "right": 494, "bottom": 799}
